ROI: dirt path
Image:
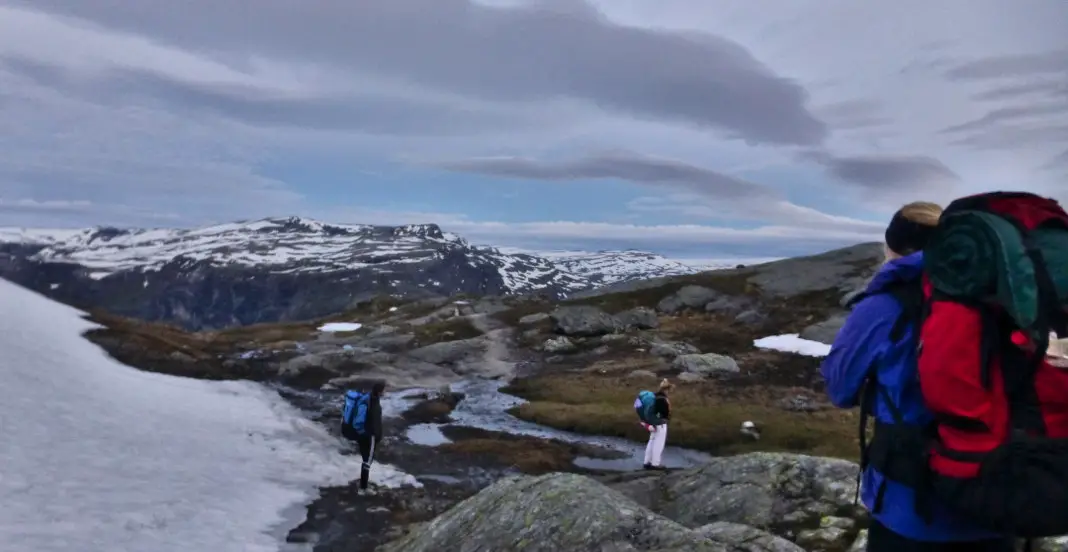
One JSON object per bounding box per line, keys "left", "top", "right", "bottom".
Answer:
{"left": 465, "top": 313, "right": 516, "bottom": 379}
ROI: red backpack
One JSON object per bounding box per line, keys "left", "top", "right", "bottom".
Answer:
{"left": 916, "top": 192, "right": 1068, "bottom": 537}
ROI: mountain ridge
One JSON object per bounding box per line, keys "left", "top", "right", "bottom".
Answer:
{"left": 0, "top": 216, "right": 717, "bottom": 330}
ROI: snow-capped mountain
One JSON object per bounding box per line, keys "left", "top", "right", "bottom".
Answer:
{"left": 501, "top": 249, "right": 701, "bottom": 286}
{"left": 0, "top": 217, "right": 708, "bottom": 330}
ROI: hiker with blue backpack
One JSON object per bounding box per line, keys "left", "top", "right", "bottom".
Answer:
{"left": 635, "top": 378, "right": 673, "bottom": 470}
{"left": 823, "top": 193, "right": 1068, "bottom": 552}
{"left": 341, "top": 382, "right": 385, "bottom": 492}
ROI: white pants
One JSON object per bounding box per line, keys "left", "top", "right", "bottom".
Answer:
{"left": 644, "top": 424, "right": 668, "bottom": 466}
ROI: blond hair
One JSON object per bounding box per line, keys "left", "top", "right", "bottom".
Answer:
{"left": 658, "top": 378, "right": 675, "bottom": 392}
{"left": 899, "top": 201, "right": 943, "bottom": 227}
{"left": 885, "top": 201, "right": 943, "bottom": 262}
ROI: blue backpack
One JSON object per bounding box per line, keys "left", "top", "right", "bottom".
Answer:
{"left": 634, "top": 390, "right": 659, "bottom": 425}
{"left": 341, "top": 390, "right": 370, "bottom": 440}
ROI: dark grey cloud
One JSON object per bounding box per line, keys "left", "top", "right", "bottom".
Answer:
{"left": 0, "top": 56, "right": 534, "bottom": 137}
{"left": 941, "top": 103, "right": 1068, "bottom": 135}
{"left": 944, "top": 50, "right": 1068, "bottom": 149}
{"left": 435, "top": 151, "right": 778, "bottom": 200}
{"left": 802, "top": 151, "right": 960, "bottom": 190}
{"left": 10, "top": 0, "right": 827, "bottom": 146}
{"left": 971, "top": 80, "right": 1067, "bottom": 102}
{"left": 434, "top": 150, "right": 890, "bottom": 234}
{"left": 949, "top": 124, "right": 1068, "bottom": 150}
{"left": 945, "top": 49, "right": 1068, "bottom": 80}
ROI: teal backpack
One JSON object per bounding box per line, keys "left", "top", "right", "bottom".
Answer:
{"left": 634, "top": 390, "right": 660, "bottom": 425}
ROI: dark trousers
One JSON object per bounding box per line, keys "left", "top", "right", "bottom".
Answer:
{"left": 868, "top": 520, "right": 1015, "bottom": 552}
{"left": 356, "top": 435, "right": 377, "bottom": 490}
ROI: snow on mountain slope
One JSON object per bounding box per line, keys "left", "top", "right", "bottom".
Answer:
{"left": 3, "top": 219, "right": 453, "bottom": 274}
{"left": 496, "top": 248, "right": 780, "bottom": 286}
{"left": 0, "top": 217, "right": 720, "bottom": 294}
{"left": 0, "top": 278, "right": 417, "bottom": 552}
{"left": 0, "top": 217, "right": 594, "bottom": 294}
{"left": 0, "top": 217, "right": 783, "bottom": 329}
{"left": 532, "top": 250, "right": 700, "bottom": 285}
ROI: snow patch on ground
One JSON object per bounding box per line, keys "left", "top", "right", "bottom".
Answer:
{"left": 0, "top": 280, "right": 418, "bottom": 552}
{"left": 317, "top": 322, "right": 363, "bottom": 332}
{"left": 405, "top": 424, "right": 452, "bottom": 446}
{"left": 753, "top": 334, "right": 832, "bottom": 357}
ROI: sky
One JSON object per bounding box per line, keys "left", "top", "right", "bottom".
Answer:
{"left": 0, "top": 0, "right": 1066, "bottom": 259}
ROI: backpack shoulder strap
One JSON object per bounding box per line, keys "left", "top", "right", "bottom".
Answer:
{"left": 886, "top": 279, "right": 927, "bottom": 344}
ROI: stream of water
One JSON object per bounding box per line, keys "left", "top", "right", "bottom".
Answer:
{"left": 279, "top": 378, "right": 712, "bottom": 473}
{"left": 405, "top": 379, "right": 712, "bottom": 471}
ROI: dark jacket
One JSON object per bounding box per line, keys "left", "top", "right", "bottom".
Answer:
{"left": 653, "top": 392, "right": 671, "bottom": 423}
{"left": 821, "top": 252, "right": 1000, "bottom": 541}
{"left": 367, "top": 394, "right": 383, "bottom": 441}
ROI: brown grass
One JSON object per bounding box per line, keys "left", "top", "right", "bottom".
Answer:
{"left": 402, "top": 393, "right": 465, "bottom": 424}
{"left": 501, "top": 373, "right": 858, "bottom": 460}
{"left": 84, "top": 310, "right": 215, "bottom": 356}
{"left": 438, "top": 426, "right": 621, "bottom": 474}
{"left": 409, "top": 317, "right": 484, "bottom": 346}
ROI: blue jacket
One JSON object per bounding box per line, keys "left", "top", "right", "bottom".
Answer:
{"left": 821, "top": 252, "right": 1001, "bottom": 541}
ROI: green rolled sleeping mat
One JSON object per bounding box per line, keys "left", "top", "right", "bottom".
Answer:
{"left": 924, "top": 210, "right": 1068, "bottom": 331}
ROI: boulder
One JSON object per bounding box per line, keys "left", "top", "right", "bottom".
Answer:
{"left": 383, "top": 453, "right": 873, "bottom": 552}
{"left": 406, "top": 337, "right": 485, "bottom": 365}
{"left": 798, "top": 313, "right": 848, "bottom": 345}
{"left": 672, "top": 353, "right": 740, "bottom": 375}
{"left": 518, "top": 312, "right": 550, "bottom": 325}
{"left": 658, "top": 285, "right": 722, "bottom": 314}
{"left": 795, "top": 516, "right": 855, "bottom": 551}
{"left": 608, "top": 452, "right": 861, "bottom": 530}
{"left": 695, "top": 522, "right": 805, "bottom": 552}
{"left": 705, "top": 295, "right": 756, "bottom": 317}
{"left": 734, "top": 309, "right": 768, "bottom": 326}
{"left": 627, "top": 369, "right": 659, "bottom": 380}
{"left": 650, "top": 340, "right": 700, "bottom": 358}
{"left": 847, "top": 530, "right": 867, "bottom": 552}
{"left": 677, "top": 371, "right": 707, "bottom": 383}
{"left": 281, "top": 349, "right": 387, "bottom": 375}
{"left": 379, "top": 473, "right": 728, "bottom": 552}
{"left": 543, "top": 336, "right": 576, "bottom": 353}
{"left": 616, "top": 307, "right": 660, "bottom": 329}
{"left": 550, "top": 306, "right": 621, "bottom": 337}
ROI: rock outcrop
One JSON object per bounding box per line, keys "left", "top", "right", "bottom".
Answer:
{"left": 672, "top": 353, "right": 741, "bottom": 376}
{"left": 550, "top": 305, "right": 622, "bottom": 337}
{"left": 616, "top": 306, "right": 660, "bottom": 330}
{"left": 798, "top": 313, "right": 848, "bottom": 345}
{"left": 383, "top": 453, "right": 867, "bottom": 552}
{"left": 380, "top": 473, "right": 729, "bottom": 552}
{"left": 658, "top": 285, "right": 723, "bottom": 314}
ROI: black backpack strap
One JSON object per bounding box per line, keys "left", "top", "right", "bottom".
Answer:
{"left": 855, "top": 279, "right": 937, "bottom": 519}
{"left": 885, "top": 280, "right": 927, "bottom": 343}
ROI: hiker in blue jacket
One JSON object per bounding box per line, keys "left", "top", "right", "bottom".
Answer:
{"left": 821, "top": 202, "right": 1013, "bottom": 552}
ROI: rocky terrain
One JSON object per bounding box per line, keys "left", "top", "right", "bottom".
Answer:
{"left": 25, "top": 240, "right": 1067, "bottom": 551}
{"left": 0, "top": 217, "right": 706, "bottom": 330}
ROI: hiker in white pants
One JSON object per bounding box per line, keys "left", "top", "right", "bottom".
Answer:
{"left": 643, "top": 379, "right": 673, "bottom": 470}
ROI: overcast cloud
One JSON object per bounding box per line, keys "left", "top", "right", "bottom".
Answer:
{"left": 1, "top": 0, "right": 1066, "bottom": 257}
